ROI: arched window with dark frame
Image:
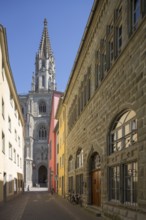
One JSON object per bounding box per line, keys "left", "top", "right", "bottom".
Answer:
{"left": 38, "top": 125, "right": 47, "bottom": 140}
{"left": 68, "top": 155, "right": 73, "bottom": 172}
{"left": 76, "top": 148, "right": 83, "bottom": 169}
{"left": 39, "top": 101, "right": 46, "bottom": 114}
{"left": 90, "top": 152, "right": 101, "bottom": 171}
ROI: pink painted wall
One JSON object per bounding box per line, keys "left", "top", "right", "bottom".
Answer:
{"left": 48, "top": 91, "right": 63, "bottom": 192}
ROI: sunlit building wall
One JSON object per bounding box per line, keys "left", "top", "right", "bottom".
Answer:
{"left": 48, "top": 91, "right": 63, "bottom": 192}
{"left": 56, "top": 99, "right": 66, "bottom": 196}
{"left": 0, "top": 24, "right": 24, "bottom": 202}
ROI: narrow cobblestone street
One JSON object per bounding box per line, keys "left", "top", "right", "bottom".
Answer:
{"left": 0, "top": 190, "right": 103, "bottom": 220}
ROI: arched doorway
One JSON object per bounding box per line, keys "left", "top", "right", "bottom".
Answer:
{"left": 90, "top": 152, "right": 101, "bottom": 206}
{"left": 38, "top": 165, "right": 47, "bottom": 187}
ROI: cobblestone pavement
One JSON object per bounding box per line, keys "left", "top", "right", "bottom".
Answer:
{"left": 0, "top": 190, "right": 104, "bottom": 220}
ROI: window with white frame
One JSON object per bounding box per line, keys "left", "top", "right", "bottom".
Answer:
{"left": 109, "top": 161, "right": 138, "bottom": 205}
{"left": 123, "top": 161, "right": 138, "bottom": 204}
{"left": 109, "top": 166, "right": 120, "bottom": 202}
{"left": 109, "top": 110, "right": 137, "bottom": 154}
{"left": 76, "top": 149, "right": 83, "bottom": 168}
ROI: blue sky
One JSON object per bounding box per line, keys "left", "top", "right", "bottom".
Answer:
{"left": 0, "top": 0, "right": 94, "bottom": 93}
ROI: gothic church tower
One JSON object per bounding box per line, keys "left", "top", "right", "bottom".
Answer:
{"left": 19, "top": 19, "right": 56, "bottom": 188}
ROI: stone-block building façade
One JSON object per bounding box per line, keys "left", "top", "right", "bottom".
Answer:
{"left": 59, "top": 0, "right": 146, "bottom": 219}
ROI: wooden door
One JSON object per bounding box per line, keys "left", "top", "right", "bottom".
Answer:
{"left": 91, "top": 170, "right": 101, "bottom": 206}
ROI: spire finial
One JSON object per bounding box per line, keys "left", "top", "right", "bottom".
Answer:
{"left": 44, "top": 18, "right": 47, "bottom": 27}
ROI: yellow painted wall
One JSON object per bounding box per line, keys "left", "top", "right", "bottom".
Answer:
{"left": 58, "top": 105, "right": 66, "bottom": 196}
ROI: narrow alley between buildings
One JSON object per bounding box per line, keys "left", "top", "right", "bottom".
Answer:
{"left": 0, "top": 189, "right": 103, "bottom": 220}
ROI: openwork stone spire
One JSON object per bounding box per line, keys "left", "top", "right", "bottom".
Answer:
{"left": 32, "top": 18, "right": 56, "bottom": 92}
{"left": 39, "top": 18, "right": 52, "bottom": 58}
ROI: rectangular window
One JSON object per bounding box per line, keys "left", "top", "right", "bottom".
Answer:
{"left": 109, "top": 166, "right": 120, "bottom": 202}
{"left": 78, "top": 96, "right": 80, "bottom": 116}
{"left": 117, "top": 25, "right": 122, "bottom": 54}
{"left": 9, "top": 143, "right": 12, "bottom": 160}
{"left": 15, "top": 108, "right": 17, "bottom": 118}
{"left": 109, "top": 41, "right": 114, "bottom": 65}
{"left": 132, "top": 0, "right": 140, "bottom": 30}
{"left": 2, "top": 65, "right": 5, "bottom": 81}
{"left": 8, "top": 117, "right": 11, "bottom": 132}
{"left": 60, "top": 157, "right": 61, "bottom": 168}
{"left": 15, "top": 129, "right": 17, "bottom": 141}
{"left": 108, "top": 161, "right": 138, "bottom": 206}
{"left": 2, "top": 98, "right": 4, "bottom": 118}
{"left": 18, "top": 136, "right": 20, "bottom": 147}
{"left": 2, "top": 132, "right": 5, "bottom": 153}
{"left": 128, "top": 0, "right": 143, "bottom": 35}
{"left": 57, "top": 143, "right": 59, "bottom": 154}
{"left": 17, "top": 154, "right": 19, "bottom": 166}
{"left": 76, "top": 174, "right": 83, "bottom": 194}
{"left": 123, "top": 162, "right": 138, "bottom": 205}
{"left": 68, "top": 176, "right": 73, "bottom": 192}
{"left": 42, "top": 75, "right": 45, "bottom": 87}
{"left": 87, "top": 76, "right": 91, "bottom": 100}
{"left": 14, "top": 149, "right": 16, "bottom": 163}
{"left": 10, "top": 92, "right": 13, "bottom": 107}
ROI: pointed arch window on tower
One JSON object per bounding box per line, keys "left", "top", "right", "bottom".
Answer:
{"left": 42, "top": 60, "right": 45, "bottom": 68}
{"left": 42, "top": 76, "right": 45, "bottom": 87}
{"left": 39, "top": 101, "right": 46, "bottom": 114}
{"left": 39, "top": 125, "right": 47, "bottom": 140}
